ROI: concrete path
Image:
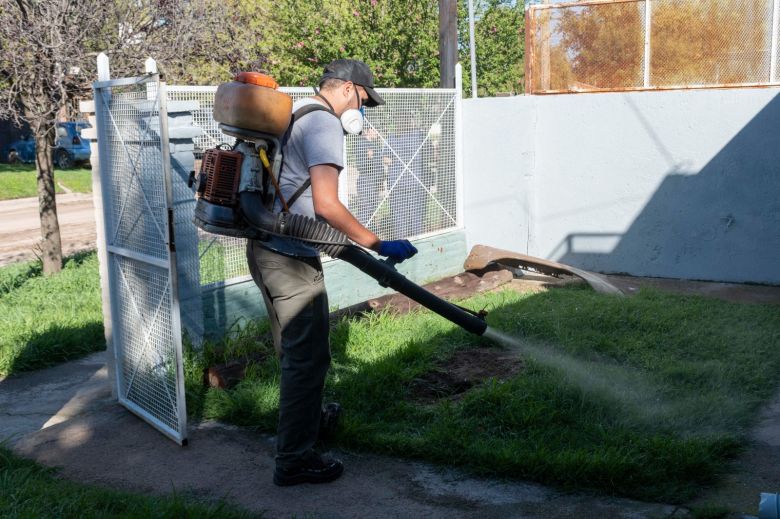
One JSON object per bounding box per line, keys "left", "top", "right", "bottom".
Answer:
{"left": 0, "top": 193, "right": 96, "bottom": 266}
{"left": 687, "top": 389, "right": 780, "bottom": 516}
{"left": 1, "top": 351, "right": 688, "bottom": 519}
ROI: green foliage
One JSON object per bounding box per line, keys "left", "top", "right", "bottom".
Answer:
{"left": 189, "top": 286, "right": 780, "bottom": 502}
{"left": 459, "top": 0, "right": 526, "bottom": 96}
{"left": 240, "top": 0, "right": 525, "bottom": 94}
{"left": 254, "top": 0, "right": 440, "bottom": 88}
{"left": 0, "top": 251, "right": 103, "bottom": 377}
{"left": 0, "top": 446, "right": 259, "bottom": 518}
{"left": 0, "top": 164, "right": 92, "bottom": 201}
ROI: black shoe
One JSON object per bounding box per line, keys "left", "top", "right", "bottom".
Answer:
{"left": 319, "top": 402, "right": 342, "bottom": 443}
{"left": 273, "top": 453, "right": 344, "bottom": 487}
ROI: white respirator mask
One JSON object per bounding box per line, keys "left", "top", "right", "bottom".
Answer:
{"left": 340, "top": 107, "right": 365, "bottom": 135}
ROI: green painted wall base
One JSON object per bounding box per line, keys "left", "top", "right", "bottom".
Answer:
{"left": 200, "top": 230, "right": 468, "bottom": 339}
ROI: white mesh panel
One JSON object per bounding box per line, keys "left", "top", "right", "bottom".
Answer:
{"left": 167, "top": 85, "right": 460, "bottom": 286}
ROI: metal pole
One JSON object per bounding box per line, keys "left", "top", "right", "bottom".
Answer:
{"left": 771, "top": 0, "right": 779, "bottom": 82}
{"left": 524, "top": 3, "right": 532, "bottom": 94}
{"left": 455, "top": 63, "right": 464, "bottom": 229}
{"left": 92, "top": 52, "right": 118, "bottom": 400}
{"left": 643, "top": 0, "right": 652, "bottom": 87}
{"left": 145, "top": 57, "right": 158, "bottom": 100}
{"left": 468, "top": 0, "right": 478, "bottom": 98}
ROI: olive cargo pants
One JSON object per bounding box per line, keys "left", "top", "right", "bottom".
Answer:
{"left": 247, "top": 240, "right": 331, "bottom": 469}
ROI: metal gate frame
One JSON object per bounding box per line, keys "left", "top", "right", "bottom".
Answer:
{"left": 93, "top": 71, "right": 188, "bottom": 445}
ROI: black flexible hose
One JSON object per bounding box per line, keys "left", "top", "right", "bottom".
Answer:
{"left": 278, "top": 212, "right": 349, "bottom": 258}
{"left": 336, "top": 246, "right": 488, "bottom": 336}
{"left": 238, "top": 191, "right": 487, "bottom": 336}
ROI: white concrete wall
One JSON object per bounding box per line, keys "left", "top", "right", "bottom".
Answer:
{"left": 463, "top": 88, "right": 780, "bottom": 284}
{"left": 462, "top": 97, "right": 536, "bottom": 255}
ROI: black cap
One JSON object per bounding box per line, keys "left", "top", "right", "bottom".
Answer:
{"left": 320, "top": 59, "right": 385, "bottom": 107}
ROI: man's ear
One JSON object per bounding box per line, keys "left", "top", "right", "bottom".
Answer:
{"left": 343, "top": 81, "right": 354, "bottom": 99}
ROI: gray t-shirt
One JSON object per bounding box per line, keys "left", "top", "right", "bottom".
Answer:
{"left": 274, "top": 98, "right": 344, "bottom": 218}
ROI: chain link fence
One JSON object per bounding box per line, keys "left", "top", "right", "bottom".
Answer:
{"left": 168, "top": 86, "right": 460, "bottom": 286}
{"left": 527, "top": 0, "right": 780, "bottom": 93}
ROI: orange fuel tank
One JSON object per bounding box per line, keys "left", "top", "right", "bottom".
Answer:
{"left": 213, "top": 72, "right": 293, "bottom": 137}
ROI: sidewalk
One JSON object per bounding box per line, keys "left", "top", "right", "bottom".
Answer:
{"left": 1, "top": 351, "right": 687, "bottom": 519}
{"left": 0, "top": 193, "right": 96, "bottom": 266}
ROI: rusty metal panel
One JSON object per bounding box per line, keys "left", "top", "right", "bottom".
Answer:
{"left": 528, "top": 0, "right": 646, "bottom": 92}
{"left": 651, "top": 0, "right": 774, "bottom": 86}
{"left": 527, "top": 0, "right": 777, "bottom": 94}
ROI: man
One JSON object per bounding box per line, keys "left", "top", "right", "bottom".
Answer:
{"left": 246, "top": 59, "right": 418, "bottom": 486}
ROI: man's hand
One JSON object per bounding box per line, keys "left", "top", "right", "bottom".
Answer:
{"left": 377, "top": 240, "right": 418, "bottom": 262}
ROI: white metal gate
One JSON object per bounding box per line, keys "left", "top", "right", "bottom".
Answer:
{"left": 93, "top": 73, "right": 188, "bottom": 444}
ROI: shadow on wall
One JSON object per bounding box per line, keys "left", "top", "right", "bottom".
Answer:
{"left": 554, "top": 93, "right": 780, "bottom": 284}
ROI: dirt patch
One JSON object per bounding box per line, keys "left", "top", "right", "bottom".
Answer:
{"left": 410, "top": 348, "right": 524, "bottom": 402}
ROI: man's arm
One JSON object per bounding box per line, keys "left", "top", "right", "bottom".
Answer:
{"left": 310, "top": 164, "right": 380, "bottom": 250}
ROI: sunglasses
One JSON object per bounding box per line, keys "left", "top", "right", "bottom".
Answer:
{"left": 352, "top": 84, "right": 367, "bottom": 115}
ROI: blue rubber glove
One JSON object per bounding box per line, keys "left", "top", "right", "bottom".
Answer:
{"left": 377, "top": 240, "right": 418, "bottom": 262}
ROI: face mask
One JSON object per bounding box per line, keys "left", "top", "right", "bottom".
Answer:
{"left": 340, "top": 108, "right": 364, "bottom": 135}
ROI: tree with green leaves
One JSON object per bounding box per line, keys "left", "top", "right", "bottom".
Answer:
{"left": 236, "top": 0, "right": 524, "bottom": 95}
{"left": 459, "top": 0, "right": 525, "bottom": 96}
{"left": 250, "top": 0, "right": 441, "bottom": 88}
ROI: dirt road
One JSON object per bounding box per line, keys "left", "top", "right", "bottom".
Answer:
{"left": 0, "top": 193, "right": 96, "bottom": 266}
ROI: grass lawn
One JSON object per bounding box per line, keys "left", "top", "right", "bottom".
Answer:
{"left": 186, "top": 285, "right": 780, "bottom": 503}
{"left": 0, "top": 446, "right": 258, "bottom": 518}
{"left": 4, "top": 247, "right": 779, "bottom": 504}
{"left": 0, "top": 251, "right": 104, "bottom": 377}
{"left": 0, "top": 163, "right": 92, "bottom": 200}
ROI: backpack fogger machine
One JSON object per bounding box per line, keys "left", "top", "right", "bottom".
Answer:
{"left": 190, "top": 72, "right": 490, "bottom": 338}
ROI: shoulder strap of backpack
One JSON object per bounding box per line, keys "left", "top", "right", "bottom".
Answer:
{"left": 282, "top": 103, "right": 338, "bottom": 210}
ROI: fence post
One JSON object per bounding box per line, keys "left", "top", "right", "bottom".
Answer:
{"left": 771, "top": 0, "right": 779, "bottom": 83}
{"left": 145, "top": 57, "right": 158, "bottom": 100}
{"left": 525, "top": 3, "right": 533, "bottom": 94}
{"left": 455, "top": 63, "right": 464, "bottom": 230}
{"left": 643, "top": 0, "right": 652, "bottom": 88}
{"left": 85, "top": 52, "right": 118, "bottom": 399}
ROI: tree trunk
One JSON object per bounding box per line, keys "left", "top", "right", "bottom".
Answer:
{"left": 438, "top": 0, "right": 458, "bottom": 88}
{"left": 35, "top": 127, "right": 63, "bottom": 274}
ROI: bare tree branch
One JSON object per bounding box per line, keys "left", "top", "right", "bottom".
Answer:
{"left": 0, "top": 0, "right": 263, "bottom": 273}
